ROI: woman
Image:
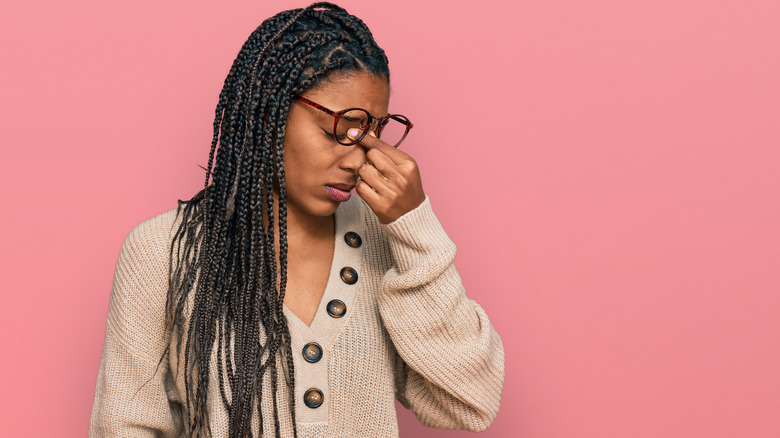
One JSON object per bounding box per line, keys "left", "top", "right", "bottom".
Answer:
{"left": 89, "top": 3, "right": 504, "bottom": 437}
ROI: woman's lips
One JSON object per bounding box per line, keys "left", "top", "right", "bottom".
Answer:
{"left": 325, "top": 185, "right": 353, "bottom": 202}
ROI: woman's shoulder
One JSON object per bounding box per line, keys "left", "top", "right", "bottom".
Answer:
{"left": 116, "top": 205, "right": 183, "bottom": 272}
{"left": 125, "top": 208, "right": 181, "bottom": 250}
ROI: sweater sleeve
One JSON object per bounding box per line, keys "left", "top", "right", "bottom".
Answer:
{"left": 89, "top": 215, "right": 184, "bottom": 437}
{"left": 377, "top": 196, "right": 505, "bottom": 432}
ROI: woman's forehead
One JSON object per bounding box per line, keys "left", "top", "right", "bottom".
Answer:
{"left": 306, "top": 71, "right": 390, "bottom": 114}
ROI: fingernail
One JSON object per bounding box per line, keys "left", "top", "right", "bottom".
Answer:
{"left": 348, "top": 128, "right": 360, "bottom": 139}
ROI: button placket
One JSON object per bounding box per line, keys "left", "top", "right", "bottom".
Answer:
{"left": 287, "top": 199, "right": 364, "bottom": 422}
{"left": 329, "top": 232, "right": 361, "bottom": 319}
{"left": 282, "top": 313, "right": 329, "bottom": 422}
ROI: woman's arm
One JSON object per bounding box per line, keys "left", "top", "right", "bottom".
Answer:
{"left": 89, "top": 213, "right": 183, "bottom": 437}
{"left": 378, "top": 196, "right": 505, "bottom": 432}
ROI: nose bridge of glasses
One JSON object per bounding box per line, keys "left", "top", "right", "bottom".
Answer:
{"left": 354, "top": 116, "right": 379, "bottom": 135}
{"left": 368, "top": 117, "right": 382, "bottom": 132}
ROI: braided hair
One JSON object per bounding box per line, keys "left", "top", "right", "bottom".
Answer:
{"left": 163, "top": 3, "right": 389, "bottom": 437}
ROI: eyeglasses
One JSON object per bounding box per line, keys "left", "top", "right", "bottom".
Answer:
{"left": 295, "top": 95, "right": 413, "bottom": 148}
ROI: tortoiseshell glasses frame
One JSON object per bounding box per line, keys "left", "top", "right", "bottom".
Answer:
{"left": 295, "top": 95, "right": 414, "bottom": 148}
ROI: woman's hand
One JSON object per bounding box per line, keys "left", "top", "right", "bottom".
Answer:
{"left": 348, "top": 128, "right": 426, "bottom": 224}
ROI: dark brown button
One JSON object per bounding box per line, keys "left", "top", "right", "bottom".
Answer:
{"left": 304, "top": 388, "right": 324, "bottom": 408}
{"left": 302, "top": 342, "right": 322, "bottom": 363}
{"left": 344, "top": 231, "right": 362, "bottom": 248}
{"left": 340, "top": 267, "right": 358, "bottom": 285}
{"left": 326, "top": 299, "right": 346, "bottom": 318}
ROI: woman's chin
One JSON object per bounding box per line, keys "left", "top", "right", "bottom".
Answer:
{"left": 284, "top": 197, "right": 340, "bottom": 221}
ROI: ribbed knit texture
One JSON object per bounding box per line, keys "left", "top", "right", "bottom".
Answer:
{"left": 89, "top": 195, "right": 505, "bottom": 437}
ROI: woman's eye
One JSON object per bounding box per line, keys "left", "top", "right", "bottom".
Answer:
{"left": 322, "top": 129, "right": 346, "bottom": 141}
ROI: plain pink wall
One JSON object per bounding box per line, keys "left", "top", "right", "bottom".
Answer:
{"left": 1, "top": 0, "right": 779, "bottom": 436}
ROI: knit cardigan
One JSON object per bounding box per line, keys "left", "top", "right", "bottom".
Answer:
{"left": 89, "top": 195, "right": 505, "bottom": 437}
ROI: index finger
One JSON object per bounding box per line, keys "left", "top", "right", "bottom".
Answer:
{"left": 347, "top": 128, "right": 409, "bottom": 163}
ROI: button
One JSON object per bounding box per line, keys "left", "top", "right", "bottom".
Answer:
{"left": 302, "top": 342, "right": 322, "bottom": 363}
{"left": 304, "top": 388, "right": 324, "bottom": 408}
{"left": 340, "top": 267, "right": 358, "bottom": 285}
{"left": 326, "top": 299, "right": 346, "bottom": 318}
{"left": 344, "top": 231, "right": 362, "bottom": 248}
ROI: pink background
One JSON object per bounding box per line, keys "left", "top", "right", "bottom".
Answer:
{"left": 1, "top": 0, "right": 779, "bottom": 436}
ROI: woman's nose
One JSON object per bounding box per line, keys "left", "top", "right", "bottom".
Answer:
{"left": 339, "top": 143, "right": 367, "bottom": 174}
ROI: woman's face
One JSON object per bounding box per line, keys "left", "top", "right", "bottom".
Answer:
{"left": 282, "top": 71, "right": 390, "bottom": 220}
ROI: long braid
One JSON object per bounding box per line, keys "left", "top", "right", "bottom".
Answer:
{"left": 164, "top": 3, "right": 390, "bottom": 436}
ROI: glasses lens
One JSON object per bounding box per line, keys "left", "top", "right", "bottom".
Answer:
{"left": 377, "top": 116, "right": 410, "bottom": 147}
{"left": 335, "top": 109, "right": 370, "bottom": 145}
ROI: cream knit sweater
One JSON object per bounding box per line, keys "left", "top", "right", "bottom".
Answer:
{"left": 89, "top": 195, "right": 505, "bottom": 437}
